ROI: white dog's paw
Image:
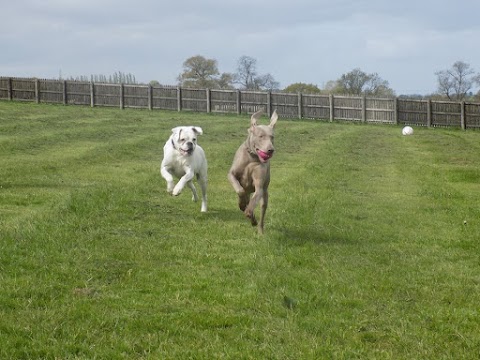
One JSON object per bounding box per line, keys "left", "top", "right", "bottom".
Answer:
{"left": 172, "top": 186, "right": 182, "bottom": 196}
{"left": 167, "top": 182, "right": 174, "bottom": 193}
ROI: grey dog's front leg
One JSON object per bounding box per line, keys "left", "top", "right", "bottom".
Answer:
{"left": 228, "top": 172, "right": 248, "bottom": 211}
{"left": 258, "top": 190, "right": 268, "bottom": 234}
{"left": 245, "top": 187, "right": 264, "bottom": 226}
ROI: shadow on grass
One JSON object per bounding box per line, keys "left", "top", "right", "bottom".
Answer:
{"left": 270, "top": 225, "right": 354, "bottom": 246}
{"left": 194, "top": 207, "right": 255, "bottom": 224}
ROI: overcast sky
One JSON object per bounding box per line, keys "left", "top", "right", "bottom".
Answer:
{"left": 2, "top": 0, "right": 480, "bottom": 95}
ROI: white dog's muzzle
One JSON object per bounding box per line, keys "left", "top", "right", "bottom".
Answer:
{"left": 172, "top": 139, "right": 195, "bottom": 156}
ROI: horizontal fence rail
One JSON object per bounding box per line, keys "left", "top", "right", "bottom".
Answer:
{"left": 1, "top": 76, "right": 480, "bottom": 129}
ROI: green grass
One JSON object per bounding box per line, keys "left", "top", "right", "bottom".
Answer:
{"left": 1, "top": 101, "right": 480, "bottom": 359}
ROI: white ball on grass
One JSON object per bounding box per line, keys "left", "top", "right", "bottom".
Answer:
{"left": 402, "top": 126, "right": 414, "bottom": 136}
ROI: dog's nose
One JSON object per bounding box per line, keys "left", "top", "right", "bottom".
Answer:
{"left": 187, "top": 142, "right": 193, "bottom": 149}
{"left": 268, "top": 149, "right": 274, "bottom": 154}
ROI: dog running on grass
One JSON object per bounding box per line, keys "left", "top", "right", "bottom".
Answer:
{"left": 160, "top": 126, "right": 207, "bottom": 212}
{"left": 228, "top": 110, "right": 278, "bottom": 233}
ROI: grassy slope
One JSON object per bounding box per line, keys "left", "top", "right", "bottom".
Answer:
{"left": 1, "top": 101, "right": 480, "bottom": 359}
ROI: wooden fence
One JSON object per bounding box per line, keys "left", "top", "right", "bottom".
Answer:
{"left": 1, "top": 76, "right": 480, "bottom": 129}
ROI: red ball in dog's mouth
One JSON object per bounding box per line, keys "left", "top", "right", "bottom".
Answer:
{"left": 257, "top": 149, "right": 272, "bottom": 162}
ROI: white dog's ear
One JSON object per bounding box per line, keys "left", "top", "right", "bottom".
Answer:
{"left": 250, "top": 110, "right": 263, "bottom": 128}
{"left": 192, "top": 126, "right": 203, "bottom": 135}
{"left": 269, "top": 110, "right": 278, "bottom": 128}
{"left": 171, "top": 126, "right": 182, "bottom": 135}
{"left": 170, "top": 126, "right": 183, "bottom": 141}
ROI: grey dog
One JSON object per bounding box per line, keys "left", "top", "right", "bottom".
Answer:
{"left": 228, "top": 110, "right": 278, "bottom": 233}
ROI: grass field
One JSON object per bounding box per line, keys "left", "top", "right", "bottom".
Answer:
{"left": 1, "top": 101, "right": 480, "bottom": 359}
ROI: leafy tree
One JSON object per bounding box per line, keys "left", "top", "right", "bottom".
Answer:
{"left": 234, "top": 56, "right": 279, "bottom": 90}
{"left": 177, "top": 55, "right": 234, "bottom": 89}
{"left": 284, "top": 83, "right": 322, "bottom": 94}
{"left": 435, "top": 61, "right": 480, "bottom": 101}
{"left": 324, "top": 80, "right": 341, "bottom": 93}
{"left": 217, "top": 73, "right": 235, "bottom": 90}
{"left": 177, "top": 55, "right": 220, "bottom": 88}
{"left": 333, "top": 68, "right": 394, "bottom": 96}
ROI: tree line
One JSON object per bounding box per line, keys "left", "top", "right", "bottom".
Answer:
{"left": 61, "top": 58, "right": 480, "bottom": 101}
{"left": 173, "top": 55, "right": 280, "bottom": 92}
{"left": 172, "top": 55, "right": 397, "bottom": 97}
{"left": 61, "top": 71, "right": 137, "bottom": 84}
{"left": 171, "top": 55, "right": 480, "bottom": 101}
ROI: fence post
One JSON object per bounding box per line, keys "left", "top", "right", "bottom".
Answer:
{"left": 394, "top": 97, "right": 399, "bottom": 125}
{"left": 34, "top": 78, "right": 40, "bottom": 103}
{"left": 177, "top": 87, "right": 182, "bottom": 112}
{"left": 236, "top": 90, "right": 241, "bottom": 115}
{"left": 361, "top": 96, "right": 366, "bottom": 123}
{"left": 297, "top": 92, "right": 302, "bottom": 119}
{"left": 461, "top": 101, "right": 466, "bottom": 130}
{"left": 427, "top": 99, "right": 432, "bottom": 127}
{"left": 63, "top": 80, "right": 67, "bottom": 105}
{"left": 119, "top": 84, "right": 124, "bottom": 109}
{"left": 267, "top": 91, "right": 272, "bottom": 117}
{"left": 148, "top": 85, "right": 153, "bottom": 110}
{"left": 7, "top": 77, "right": 12, "bottom": 100}
{"left": 329, "top": 94, "right": 334, "bottom": 122}
{"left": 90, "top": 82, "right": 95, "bottom": 107}
{"left": 206, "top": 88, "right": 211, "bottom": 113}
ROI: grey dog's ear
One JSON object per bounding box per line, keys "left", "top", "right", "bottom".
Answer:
{"left": 250, "top": 110, "right": 264, "bottom": 128}
{"left": 269, "top": 110, "right": 278, "bottom": 128}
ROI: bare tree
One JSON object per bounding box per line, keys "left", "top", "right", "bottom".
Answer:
{"left": 234, "top": 56, "right": 258, "bottom": 89}
{"left": 67, "top": 72, "right": 137, "bottom": 84}
{"left": 334, "top": 68, "right": 394, "bottom": 96}
{"left": 234, "top": 56, "right": 279, "bottom": 90}
{"left": 254, "top": 74, "right": 280, "bottom": 91}
{"left": 365, "top": 73, "right": 395, "bottom": 97}
{"left": 435, "top": 61, "right": 480, "bottom": 100}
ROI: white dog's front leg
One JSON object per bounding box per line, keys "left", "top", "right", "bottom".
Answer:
{"left": 187, "top": 181, "right": 199, "bottom": 202}
{"left": 160, "top": 166, "right": 175, "bottom": 193}
{"left": 173, "top": 168, "right": 195, "bottom": 196}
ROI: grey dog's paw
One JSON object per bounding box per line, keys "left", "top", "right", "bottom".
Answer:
{"left": 238, "top": 194, "right": 248, "bottom": 211}
{"left": 245, "top": 210, "right": 257, "bottom": 226}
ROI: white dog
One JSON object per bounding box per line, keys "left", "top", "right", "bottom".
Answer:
{"left": 160, "top": 126, "right": 208, "bottom": 212}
